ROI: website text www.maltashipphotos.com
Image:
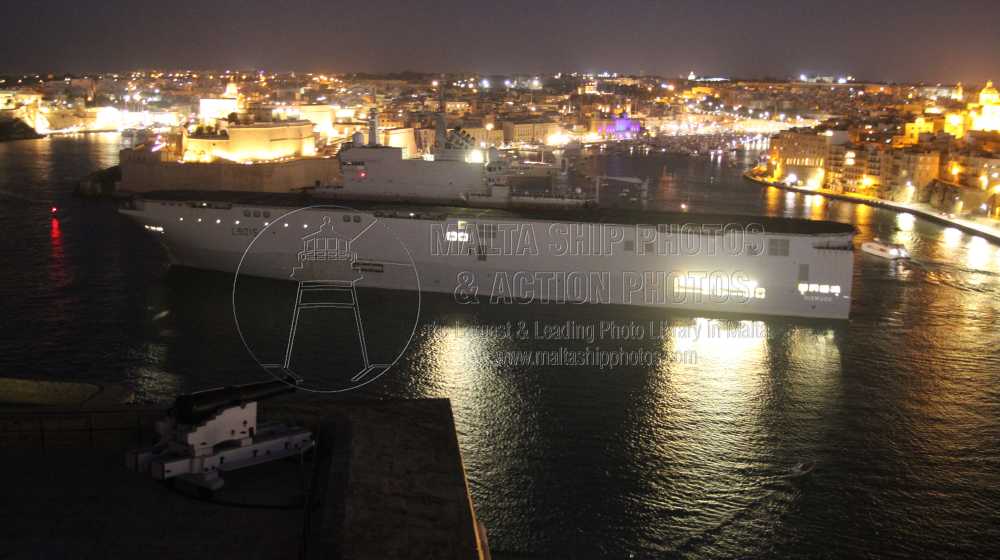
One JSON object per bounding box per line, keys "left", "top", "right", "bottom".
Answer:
{"left": 496, "top": 347, "right": 697, "bottom": 369}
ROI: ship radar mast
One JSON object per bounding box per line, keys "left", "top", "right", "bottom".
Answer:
{"left": 367, "top": 108, "right": 380, "bottom": 147}
{"left": 435, "top": 77, "right": 448, "bottom": 149}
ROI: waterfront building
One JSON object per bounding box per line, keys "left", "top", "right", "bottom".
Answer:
{"left": 588, "top": 115, "right": 641, "bottom": 140}
{"left": 119, "top": 144, "right": 340, "bottom": 193}
{"left": 884, "top": 149, "right": 941, "bottom": 202}
{"left": 826, "top": 143, "right": 889, "bottom": 196}
{"left": 918, "top": 150, "right": 1000, "bottom": 216}
{"left": 182, "top": 120, "right": 316, "bottom": 163}
{"left": 502, "top": 120, "right": 562, "bottom": 144}
{"left": 768, "top": 128, "right": 849, "bottom": 188}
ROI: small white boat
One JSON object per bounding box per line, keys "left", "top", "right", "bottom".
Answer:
{"left": 861, "top": 239, "right": 910, "bottom": 260}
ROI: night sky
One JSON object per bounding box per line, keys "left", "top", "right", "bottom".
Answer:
{"left": 2, "top": 0, "right": 998, "bottom": 83}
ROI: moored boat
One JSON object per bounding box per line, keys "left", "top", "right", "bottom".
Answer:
{"left": 861, "top": 239, "right": 909, "bottom": 260}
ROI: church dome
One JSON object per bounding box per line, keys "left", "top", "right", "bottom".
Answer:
{"left": 979, "top": 81, "right": 999, "bottom": 106}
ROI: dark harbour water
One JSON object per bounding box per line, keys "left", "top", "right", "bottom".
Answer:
{"left": 2, "top": 134, "right": 1000, "bottom": 559}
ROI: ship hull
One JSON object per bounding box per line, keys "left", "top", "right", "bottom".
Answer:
{"left": 121, "top": 198, "right": 855, "bottom": 319}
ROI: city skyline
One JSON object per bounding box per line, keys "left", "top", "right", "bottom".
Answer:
{"left": 2, "top": 0, "right": 998, "bottom": 83}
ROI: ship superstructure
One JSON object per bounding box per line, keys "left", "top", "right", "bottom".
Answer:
{"left": 330, "top": 109, "right": 601, "bottom": 207}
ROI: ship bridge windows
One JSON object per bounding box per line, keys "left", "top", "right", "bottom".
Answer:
{"left": 798, "top": 283, "right": 841, "bottom": 296}
{"left": 303, "top": 237, "right": 350, "bottom": 259}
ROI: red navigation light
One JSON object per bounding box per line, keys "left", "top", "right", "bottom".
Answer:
{"left": 51, "top": 206, "right": 58, "bottom": 214}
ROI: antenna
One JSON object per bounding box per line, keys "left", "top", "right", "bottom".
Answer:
{"left": 438, "top": 74, "right": 446, "bottom": 113}
{"left": 435, "top": 75, "right": 448, "bottom": 150}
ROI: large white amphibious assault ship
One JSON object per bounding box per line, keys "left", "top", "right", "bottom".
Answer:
{"left": 120, "top": 111, "right": 856, "bottom": 319}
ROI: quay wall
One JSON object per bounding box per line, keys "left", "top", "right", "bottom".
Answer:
{"left": 743, "top": 172, "right": 1000, "bottom": 245}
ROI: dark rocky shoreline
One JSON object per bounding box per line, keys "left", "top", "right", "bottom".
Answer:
{"left": 0, "top": 119, "right": 44, "bottom": 142}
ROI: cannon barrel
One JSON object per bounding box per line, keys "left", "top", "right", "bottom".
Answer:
{"left": 174, "top": 379, "right": 296, "bottom": 424}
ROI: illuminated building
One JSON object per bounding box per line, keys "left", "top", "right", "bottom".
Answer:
{"left": 951, "top": 82, "right": 964, "bottom": 101}
{"left": 885, "top": 149, "right": 940, "bottom": 202}
{"left": 433, "top": 100, "right": 470, "bottom": 114}
{"left": 88, "top": 106, "right": 123, "bottom": 130}
{"left": 957, "top": 153, "right": 1000, "bottom": 190}
{"left": 0, "top": 90, "right": 15, "bottom": 109}
{"left": 943, "top": 112, "right": 967, "bottom": 138}
{"left": 588, "top": 115, "right": 641, "bottom": 140}
{"left": 769, "top": 128, "right": 848, "bottom": 188}
{"left": 970, "top": 81, "right": 1000, "bottom": 132}
{"left": 199, "top": 97, "right": 240, "bottom": 122}
{"left": 182, "top": 120, "right": 316, "bottom": 163}
{"left": 458, "top": 126, "right": 505, "bottom": 148}
{"left": 502, "top": 120, "right": 563, "bottom": 144}
{"left": 902, "top": 116, "right": 936, "bottom": 145}
{"left": 379, "top": 127, "right": 418, "bottom": 159}
{"left": 824, "top": 139, "right": 908, "bottom": 196}
{"left": 119, "top": 144, "right": 340, "bottom": 194}
{"left": 273, "top": 104, "right": 335, "bottom": 137}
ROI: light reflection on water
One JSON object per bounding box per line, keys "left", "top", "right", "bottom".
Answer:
{"left": 942, "top": 227, "right": 963, "bottom": 249}
{"left": 966, "top": 236, "right": 991, "bottom": 271}
{"left": 896, "top": 212, "right": 916, "bottom": 231}
{"left": 1, "top": 141, "right": 999, "bottom": 557}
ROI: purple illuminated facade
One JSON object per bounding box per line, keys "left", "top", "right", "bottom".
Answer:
{"left": 594, "top": 115, "right": 641, "bottom": 140}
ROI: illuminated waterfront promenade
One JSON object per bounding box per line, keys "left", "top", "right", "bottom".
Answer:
{"left": 745, "top": 171, "right": 1000, "bottom": 245}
